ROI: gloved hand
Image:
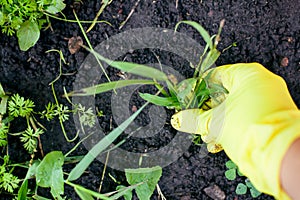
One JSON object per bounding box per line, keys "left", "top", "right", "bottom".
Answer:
{"left": 171, "top": 63, "right": 300, "bottom": 200}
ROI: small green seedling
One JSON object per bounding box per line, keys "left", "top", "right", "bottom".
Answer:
{"left": 225, "top": 160, "right": 262, "bottom": 198}
{"left": 236, "top": 179, "right": 262, "bottom": 198}
{"left": 224, "top": 160, "right": 244, "bottom": 181}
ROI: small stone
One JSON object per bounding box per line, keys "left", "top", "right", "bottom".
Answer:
{"left": 131, "top": 105, "right": 137, "bottom": 112}
{"left": 68, "top": 36, "right": 83, "bottom": 54}
{"left": 280, "top": 57, "right": 289, "bottom": 67}
{"left": 203, "top": 184, "right": 226, "bottom": 200}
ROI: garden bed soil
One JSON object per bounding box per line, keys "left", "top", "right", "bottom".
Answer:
{"left": 1, "top": 0, "right": 300, "bottom": 199}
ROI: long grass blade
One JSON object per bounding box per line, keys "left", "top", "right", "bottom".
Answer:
{"left": 139, "top": 93, "right": 180, "bottom": 107}
{"left": 83, "top": 45, "right": 168, "bottom": 81}
{"left": 175, "top": 21, "right": 213, "bottom": 50}
{"left": 67, "top": 103, "right": 148, "bottom": 181}
{"left": 67, "top": 79, "right": 155, "bottom": 97}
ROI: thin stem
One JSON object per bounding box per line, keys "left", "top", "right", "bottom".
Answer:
{"left": 64, "top": 131, "right": 93, "bottom": 157}
{"left": 86, "top": 0, "right": 112, "bottom": 32}
{"left": 29, "top": 116, "right": 44, "bottom": 157}
{"left": 98, "top": 152, "right": 109, "bottom": 194}
{"left": 51, "top": 84, "right": 78, "bottom": 142}
{"left": 73, "top": 10, "right": 112, "bottom": 86}
{"left": 43, "top": 12, "right": 112, "bottom": 25}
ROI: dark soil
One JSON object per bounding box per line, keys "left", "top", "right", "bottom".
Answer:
{"left": 1, "top": 0, "right": 300, "bottom": 199}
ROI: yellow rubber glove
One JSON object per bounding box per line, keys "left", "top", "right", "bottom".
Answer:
{"left": 171, "top": 63, "right": 300, "bottom": 200}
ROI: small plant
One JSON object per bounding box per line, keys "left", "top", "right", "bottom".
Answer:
{"left": 0, "top": 0, "right": 66, "bottom": 50}
{"left": 3, "top": 92, "right": 44, "bottom": 155}
{"left": 0, "top": 155, "right": 21, "bottom": 193}
{"left": 225, "top": 160, "right": 262, "bottom": 198}
{"left": 224, "top": 160, "right": 244, "bottom": 181}
{"left": 68, "top": 20, "right": 227, "bottom": 113}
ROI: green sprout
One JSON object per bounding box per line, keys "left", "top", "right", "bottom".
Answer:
{"left": 225, "top": 160, "right": 262, "bottom": 198}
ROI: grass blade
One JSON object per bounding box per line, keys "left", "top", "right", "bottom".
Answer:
{"left": 175, "top": 21, "right": 213, "bottom": 50}
{"left": 67, "top": 79, "right": 155, "bottom": 97}
{"left": 67, "top": 103, "right": 148, "bottom": 181}
{"left": 139, "top": 93, "right": 180, "bottom": 107}
{"left": 73, "top": 10, "right": 112, "bottom": 86}
{"left": 83, "top": 46, "right": 168, "bottom": 81}
{"left": 200, "top": 48, "right": 220, "bottom": 72}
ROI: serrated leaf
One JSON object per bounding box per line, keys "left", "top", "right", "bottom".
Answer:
{"left": 36, "top": 151, "right": 64, "bottom": 198}
{"left": 225, "top": 168, "right": 236, "bottom": 181}
{"left": 236, "top": 183, "right": 247, "bottom": 195}
{"left": 45, "top": 0, "right": 66, "bottom": 14}
{"left": 125, "top": 166, "right": 162, "bottom": 200}
{"left": 17, "top": 20, "right": 40, "bottom": 51}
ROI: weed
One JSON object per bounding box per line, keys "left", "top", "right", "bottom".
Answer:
{"left": 0, "top": 155, "right": 21, "bottom": 193}
{"left": 0, "top": 0, "right": 66, "bottom": 51}
{"left": 225, "top": 160, "right": 262, "bottom": 198}
{"left": 67, "top": 20, "right": 227, "bottom": 111}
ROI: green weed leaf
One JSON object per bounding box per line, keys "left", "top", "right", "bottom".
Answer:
{"left": 17, "top": 20, "right": 40, "bottom": 51}
{"left": 0, "top": 172, "right": 20, "bottom": 193}
{"left": 45, "top": 0, "right": 66, "bottom": 14}
{"left": 125, "top": 166, "right": 162, "bottom": 200}
{"left": 8, "top": 94, "right": 35, "bottom": 117}
{"left": 115, "top": 185, "right": 133, "bottom": 200}
{"left": 0, "top": 84, "right": 5, "bottom": 97}
{"left": 175, "top": 21, "right": 213, "bottom": 50}
{"left": 68, "top": 103, "right": 148, "bottom": 181}
{"left": 139, "top": 93, "right": 180, "bottom": 107}
{"left": 177, "top": 78, "right": 197, "bottom": 103}
{"left": 245, "top": 179, "right": 261, "bottom": 198}
{"left": 17, "top": 179, "right": 28, "bottom": 200}
{"left": 68, "top": 80, "right": 155, "bottom": 97}
{"left": 236, "top": 183, "right": 247, "bottom": 195}
{"left": 225, "top": 168, "right": 236, "bottom": 181}
{"left": 250, "top": 187, "right": 262, "bottom": 198}
{"left": 74, "top": 187, "right": 94, "bottom": 200}
{"left": 87, "top": 48, "right": 168, "bottom": 81}
{"left": 0, "top": 96, "right": 8, "bottom": 115}
{"left": 18, "top": 161, "right": 40, "bottom": 200}
{"left": 200, "top": 48, "right": 220, "bottom": 73}
{"left": 225, "top": 160, "right": 237, "bottom": 169}
{"left": 36, "top": 151, "right": 64, "bottom": 198}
